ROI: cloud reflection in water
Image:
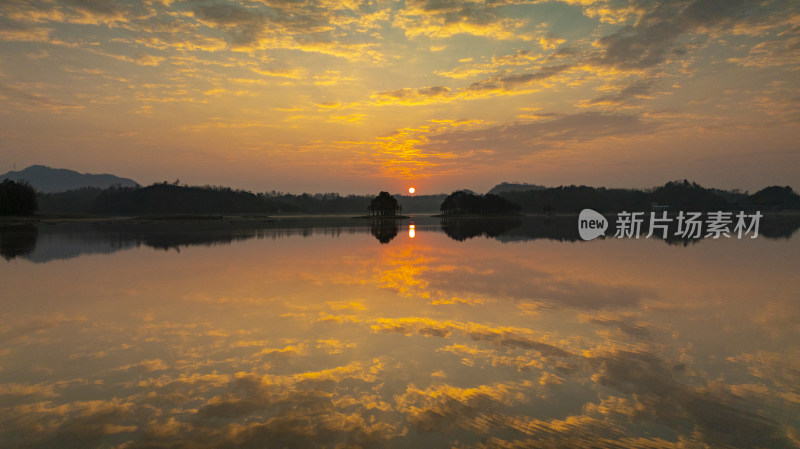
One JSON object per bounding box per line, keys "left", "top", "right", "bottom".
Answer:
{"left": 1, "top": 219, "right": 799, "bottom": 448}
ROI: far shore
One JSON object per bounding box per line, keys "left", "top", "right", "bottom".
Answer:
{"left": 2, "top": 210, "right": 800, "bottom": 226}
{"left": 353, "top": 215, "right": 410, "bottom": 219}
{"left": 433, "top": 213, "right": 523, "bottom": 218}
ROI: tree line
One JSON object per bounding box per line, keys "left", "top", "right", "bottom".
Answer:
{"left": 499, "top": 180, "right": 800, "bottom": 213}
{"left": 7, "top": 179, "right": 800, "bottom": 217}
{"left": 36, "top": 184, "right": 374, "bottom": 215}
{"left": 0, "top": 179, "right": 37, "bottom": 215}
{"left": 35, "top": 183, "right": 447, "bottom": 215}
{"left": 439, "top": 190, "right": 521, "bottom": 215}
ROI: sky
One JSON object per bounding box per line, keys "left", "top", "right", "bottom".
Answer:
{"left": 0, "top": 0, "right": 799, "bottom": 194}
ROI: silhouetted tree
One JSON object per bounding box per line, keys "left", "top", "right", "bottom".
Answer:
{"left": 497, "top": 181, "right": 747, "bottom": 213}
{"left": 440, "top": 190, "right": 479, "bottom": 215}
{"left": 439, "top": 190, "right": 520, "bottom": 215}
{"left": 748, "top": 186, "right": 800, "bottom": 210}
{"left": 37, "top": 187, "right": 103, "bottom": 214}
{"left": 92, "top": 184, "right": 289, "bottom": 215}
{"left": 34, "top": 183, "right": 452, "bottom": 216}
{"left": 368, "top": 191, "right": 402, "bottom": 216}
{"left": 0, "top": 179, "right": 38, "bottom": 215}
{"left": 649, "top": 180, "right": 728, "bottom": 211}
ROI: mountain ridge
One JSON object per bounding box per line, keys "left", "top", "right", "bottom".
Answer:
{"left": 487, "top": 182, "right": 547, "bottom": 194}
{"left": 0, "top": 165, "right": 139, "bottom": 193}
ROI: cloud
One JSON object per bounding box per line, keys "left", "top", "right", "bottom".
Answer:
{"left": 0, "top": 0, "right": 128, "bottom": 26}
{"left": 250, "top": 66, "right": 305, "bottom": 79}
{"left": 375, "top": 0, "right": 799, "bottom": 118}
{"left": 366, "top": 109, "right": 662, "bottom": 180}
{"left": 728, "top": 26, "right": 800, "bottom": 69}
{"left": 315, "top": 338, "right": 356, "bottom": 354}
{"left": 371, "top": 85, "right": 452, "bottom": 105}
{"left": 0, "top": 24, "right": 53, "bottom": 43}
{"left": 287, "top": 40, "right": 386, "bottom": 63}
{"left": 372, "top": 316, "right": 454, "bottom": 338}
{"left": 125, "top": 359, "right": 170, "bottom": 372}
{"left": 581, "top": 78, "right": 657, "bottom": 107}
{"left": 435, "top": 49, "right": 543, "bottom": 79}
{"left": 0, "top": 313, "right": 87, "bottom": 342}
{"left": 61, "top": 0, "right": 124, "bottom": 18}
{"left": 187, "top": 1, "right": 387, "bottom": 61}
{"left": 135, "top": 54, "right": 166, "bottom": 66}
{"left": 580, "top": 313, "right": 653, "bottom": 340}
{"left": 422, "top": 111, "right": 659, "bottom": 156}
{"left": 128, "top": 20, "right": 229, "bottom": 53}
{"left": 369, "top": 63, "right": 577, "bottom": 108}
{"left": 0, "top": 382, "right": 59, "bottom": 400}
{"left": 315, "top": 101, "right": 342, "bottom": 108}
{"left": 313, "top": 70, "right": 355, "bottom": 86}
{"left": 192, "top": 3, "right": 271, "bottom": 49}
{"left": 327, "top": 113, "right": 367, "bottom": 123}
{"left": 594, "top": 22, "right": 683, "bottom": 70}
{"left": 393, "top": 0, "right": 535, "bottom": 40}
{"left": 591, "top": 0, "right": 800, "bottom": 70}
{"left": 257, "top": 343, "right": 307, "bottom": 357}
{"left": 467, "top": 64, "right": 572, "bottom": 91}
{"left": 360, "top": 111, "right": 658, "bottom": 182}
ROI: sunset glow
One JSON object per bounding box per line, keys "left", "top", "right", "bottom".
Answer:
{"left": 2, "top": 2, "right": 799, "bottom": 445}
{"left": 1, "top": 1, "right": 798, "bottom": 193}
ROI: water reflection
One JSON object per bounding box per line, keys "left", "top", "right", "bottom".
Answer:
{"left": 3, "top": 213, "right": 799, "bottom": 263}
{"left": 1, "top": 218, "right": 396, "bottom": 262}
{"left": 1, "top": 217, "right": 799, "bottom": 448}
{"left": 0, "top": 224, "right": 38, "bottom": 260}
{"left": 369, "top": 218, "right": 400, "bottom": 244}
{"left": 439, "top": 216, "right": 521, "bottom": 241}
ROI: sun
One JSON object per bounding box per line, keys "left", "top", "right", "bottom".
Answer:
{"left": 408, "top": 187, "right": 415, "bottom": 194}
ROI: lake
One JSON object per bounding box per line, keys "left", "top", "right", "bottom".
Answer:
{"left": 1, "top": 215, "right": 799, "bottom": 448}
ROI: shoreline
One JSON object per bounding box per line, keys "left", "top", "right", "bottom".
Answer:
{"left": 2, "top": 210, "right": 800, "bottom": 226}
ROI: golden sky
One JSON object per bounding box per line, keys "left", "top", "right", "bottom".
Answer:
{"left": 1, "top": 0, "right": 799, "bottom": 193}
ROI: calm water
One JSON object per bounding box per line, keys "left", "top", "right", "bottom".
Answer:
{"left": 1, "top": 216, "right": 799, "bottom": 448}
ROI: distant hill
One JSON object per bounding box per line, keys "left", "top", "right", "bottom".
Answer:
{"left": 748, "top": 186, "right": 800, "bottom": 210}
{"left": 0, "top": 165, "right": 139, "bottom": 193}
{"left": 487, "top": 182, "right": 546, "bottom": 194}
